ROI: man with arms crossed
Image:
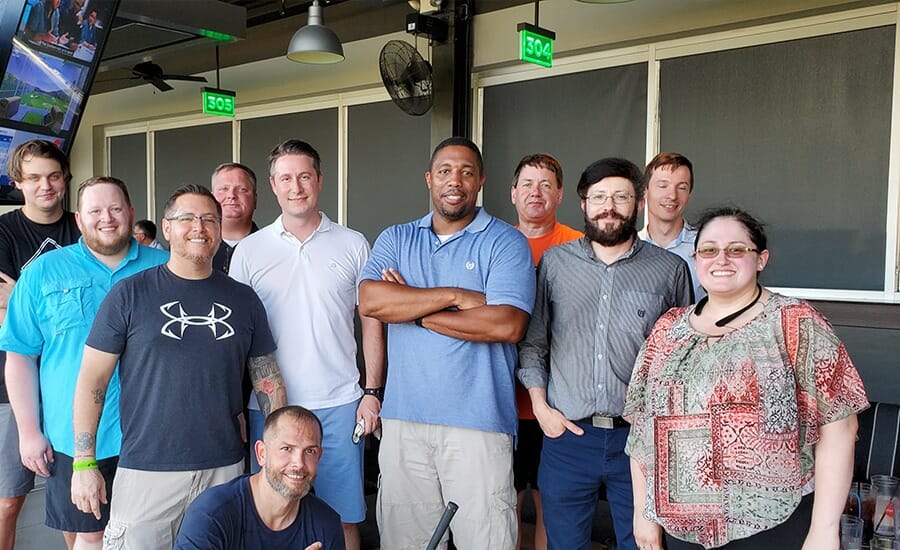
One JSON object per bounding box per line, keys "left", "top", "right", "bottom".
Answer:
{"left": 359, "top": 137, "right": 535, "bottom": 549}
{"left": 0, "top": 139, "right": 80, "bottom": 550}
{"left": 509, "top": 153, "right": 581, "bottom": 550}
{"left": 71, "top": 184, "right": 287, "bottom": 548}
{"left": 518, "top": 158, "right": 692, "bottom": 550}
{"left": 212, "top": 162, "right": 259, "bottom": 274}
{"left": 230, "top": 140, "right": 384, "bottom": 550}
{"left": 0, "top": 177, "right": 167, "bottom": 549}
{"left": 639, "top": 152, "right": 703, "bottom": 299}
{"left": 175, "top": 406, "right": 345, "bottom": 550}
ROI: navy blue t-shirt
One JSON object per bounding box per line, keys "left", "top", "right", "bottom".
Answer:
{"left": 174, "top": 475, "right": 345, "bottom": 550}
{"left": 86, "top": 265, "right": 276, "bottom": 470}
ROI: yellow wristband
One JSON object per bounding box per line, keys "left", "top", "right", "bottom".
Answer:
{"left": 72, "top": 459, "right": 98, "bottom": 472}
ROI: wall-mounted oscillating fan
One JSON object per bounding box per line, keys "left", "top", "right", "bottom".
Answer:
{"left": 379, "top": 40, "right": 433, "bottom": 116}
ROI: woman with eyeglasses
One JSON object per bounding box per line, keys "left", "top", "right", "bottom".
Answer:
{"left": 622, "top": 207, "right": 868, "bottom": 550}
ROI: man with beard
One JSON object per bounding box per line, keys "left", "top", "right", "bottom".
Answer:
{"left": 359, "top": 137, "right": 535, "bottom": 549}
{"left": 174, "top": 406, "right": 344, "bottom": 550}
{"left": 0, "top": 177, "right": 167, "bottom": 550}
{"left": 517, "top": 157, "right": 692, "bottom": 550}
{"left": 70, "top": 184, "right": 287, "bottom": 549}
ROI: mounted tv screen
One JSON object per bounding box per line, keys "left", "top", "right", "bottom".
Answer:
{"left": 1, "top": 41, "right": 90, "bottom": 132}
{"left": 0, "top": 0, "right": 118, "bottom": 204}
{"left": 17, "top": 0, "right": 113, "bottom": 64}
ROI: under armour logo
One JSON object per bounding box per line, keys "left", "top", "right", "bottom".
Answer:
{"left": 159, "top": 301, "right": 235, "bottom": 341}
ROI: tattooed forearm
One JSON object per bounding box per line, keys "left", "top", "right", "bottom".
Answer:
{"left": 247, "top": 353, "right": 286, "bottom": 416}
{"left": 248, "top": 353, "right": 280, "bottom": 382}
{"left": 91, "top": 388, "right": 105, "bottom": 405}
{"left": 74, "top": 432, "right": 95, "bottom": 454}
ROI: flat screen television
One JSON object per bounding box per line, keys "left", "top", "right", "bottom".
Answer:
{"left": 0, "top": 0, "right": 119, "bottom": 204}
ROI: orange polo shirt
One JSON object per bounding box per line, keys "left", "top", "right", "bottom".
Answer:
{"left": 516, "top": 222, "right": 583, "bottom": 420}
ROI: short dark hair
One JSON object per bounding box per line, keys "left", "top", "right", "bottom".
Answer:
{"left": 576, "top": 158, "right": 643, "bottom": 202}
{"left": 262, "top": 406, "right": 323, "bottom": 445}
{"left": 8, "top": 139, "right": 71, "bottom": 186}
{"left": 162, "top": 184, "right": 222, "bottom": 219}
{"left": 429, "top": 137, "right": 484, "bottom": 175}
{"left": 76, "top": 176, "right": 131, "bottom": 211}
{"left": 134, "top": 219, "right": 157, "bottom": 240}
{"left": 512, "top": 153, "right": 563, "bottom": 188}
{"left": 643, "top": 152, "right": 694, "bottom": 191}
{"left": 694, "top": 206, "right": 768, "bottom": 252}
{"left": 268, "top": 140, "right": 321, "bottom": 177}
{"left": 211, "top": 162, "right": 257, "bottom": 196}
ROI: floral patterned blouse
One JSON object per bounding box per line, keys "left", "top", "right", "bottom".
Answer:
{"left": 623, "top": 293, "right": 869, "bottom": 549}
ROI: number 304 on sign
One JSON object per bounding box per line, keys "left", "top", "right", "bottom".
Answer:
{"left": 518, "top": 24, "right": 556, "bottom": 68}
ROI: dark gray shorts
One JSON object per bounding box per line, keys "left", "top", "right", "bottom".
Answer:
{"left": 0, "top": 404, "right": 34, "bottom": 498}
{"left": 45, "top": 452, "right": 117, "bottom": 532}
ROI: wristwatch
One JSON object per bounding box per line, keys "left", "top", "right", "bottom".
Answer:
{"left": 363, "top": 387, "right": 385, "bottom": 402}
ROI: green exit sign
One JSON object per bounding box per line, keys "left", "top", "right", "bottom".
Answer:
{"left": 517, "top": 23, "right": 556, "bottom": 68}
{"left": 202, "top": 88, "right": 236, "bottom": 117}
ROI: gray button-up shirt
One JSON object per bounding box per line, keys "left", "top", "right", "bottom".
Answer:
{"left": 517, "top": 237, "right": 692, "bottom": 419}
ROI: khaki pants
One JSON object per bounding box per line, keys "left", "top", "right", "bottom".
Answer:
{"left": 376, "top": 419, "right": 516, "bottom": 550}
{"left": 102, "top": 461, "right": 243, "bottom": 550}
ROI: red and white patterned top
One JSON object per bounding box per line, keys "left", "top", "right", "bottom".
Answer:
{"left": 624, "top": 293, "right": 869, "bottom": 548}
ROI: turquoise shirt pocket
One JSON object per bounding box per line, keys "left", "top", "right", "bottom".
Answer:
{"left": 41, "top": 278, "right": 93, "bottom": 334}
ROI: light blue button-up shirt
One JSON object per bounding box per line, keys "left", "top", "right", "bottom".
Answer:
{"left": 0, "top": 239, "right": 168, "bottom": 458}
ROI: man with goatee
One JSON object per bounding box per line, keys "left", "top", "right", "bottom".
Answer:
{"left": 517, "top": 158, "right": 692, "bottom": 550}
{"left": 70, "top": 184, "right": 287, "bottom": 549}
{"left": 359, "top": 137, "right": 534, "bottom": 549}
{"left": 0, "top": 177, "right": 167, "bottom": 549}
{"left": 174, "top": 406, "right": 344, "bottom": 550}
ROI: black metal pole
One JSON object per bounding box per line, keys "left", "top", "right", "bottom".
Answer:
{"left": 452, "top": 0, "right": 473, "bottom": 138}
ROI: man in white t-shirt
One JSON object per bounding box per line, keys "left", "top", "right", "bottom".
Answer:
{"left": 230, "top": 139, "right": 384, "bottom": 550}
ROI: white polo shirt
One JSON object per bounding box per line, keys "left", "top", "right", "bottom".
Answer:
{"left": 230, "top": 213, "right": 368, "bottom": 410}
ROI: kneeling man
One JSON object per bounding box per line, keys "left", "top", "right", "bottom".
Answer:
{"left": 175, "top": 406, "right": 345, "bottom": 550}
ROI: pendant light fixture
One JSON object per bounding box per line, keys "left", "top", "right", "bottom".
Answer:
{"left": 286, "top": 0, "right": 344, "bottom": 64}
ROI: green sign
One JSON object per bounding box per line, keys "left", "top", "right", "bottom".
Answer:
{"left": 202, "top": 88, "right": 236, "bottom": 117}
{"left": 517, "top": 23, "right": 555, "bottom": 68}
{"left": 199, "top": 29, "right": 233, "bottom": 42}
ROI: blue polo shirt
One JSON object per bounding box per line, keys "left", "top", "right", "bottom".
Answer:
{"left": 361, "top": 208, "right": 535, "bottom": 436}
{"left": 0, "top": 239, "right": 168, "bottom": 458}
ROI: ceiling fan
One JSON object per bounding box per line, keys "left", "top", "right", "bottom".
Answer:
{"left": 128, "top": 61, "right": 208, "bottom": 92}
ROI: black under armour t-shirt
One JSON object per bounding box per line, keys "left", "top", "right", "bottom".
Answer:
{"left": 0, "top": 209, "right": 80, "bottom": 402}
{"left": 86, "top": 265, "right": 276, "bottom": 471}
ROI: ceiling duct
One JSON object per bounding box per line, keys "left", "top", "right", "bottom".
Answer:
{"left": 100, "top": 0, "right": 246, "bottom": 71}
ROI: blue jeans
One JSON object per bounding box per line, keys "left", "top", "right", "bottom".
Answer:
{"left": 538, "top": 424, "right": 636, "bottom": 550}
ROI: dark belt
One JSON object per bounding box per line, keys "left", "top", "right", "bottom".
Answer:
{"left": 575, "top": 415, "right": 630, "bottom": 429}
